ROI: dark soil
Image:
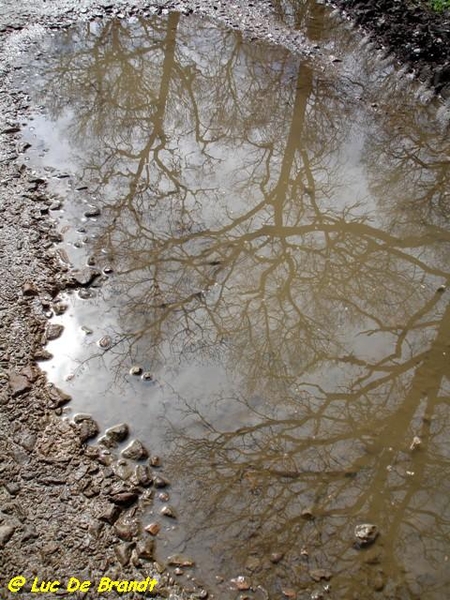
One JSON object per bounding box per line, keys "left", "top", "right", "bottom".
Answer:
{"left": 331, "top": 0, "right": 450, "bottom": 95}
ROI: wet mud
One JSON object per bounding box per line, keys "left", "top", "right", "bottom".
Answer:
{"left": 1, "top": 2, "right": 450, "bottom": 600}
{"left": 330, "top": 0, "right": 450, "bottom": 95}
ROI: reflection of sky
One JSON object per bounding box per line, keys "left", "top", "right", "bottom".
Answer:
{"left": 24, "top": 11, "right": 450, "bottom": 600}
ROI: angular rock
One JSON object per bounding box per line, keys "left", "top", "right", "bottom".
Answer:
{"left": 75, "top": 416, "right": 100, "bottom": 443}
{"left": 310, "top": 569, "right": 332, "bottom": 582}
{"left": 0, "top": 525, "right": 15, "bottom": 546}
{"left": 354, "top": 523, "right": 379, "bottom": 548}
{"left": 136, "top": 538, "right": 155, "bottom": 560}
{"left": 99, "top": 423, "right": 129, "bottom": 448}
{"left": 145, "top": 522, "right": 160, "bottom": 536}
{"left": 98, "top": 502, "right": 121, "bottom": 525}
{"left": 121, "top": 439, "right": 148, "bottom": 461}
{"left": 114, "top": 542, "right": 134, "bottom": 566}
{"left": 22, "top": 281, "right": 38, "bottom": 296}
{"left": 9, "top": 372, "right": 31, "bottom": 397}
{"left": 167, "top": 554, "right": 195, "bottom": 567}
{"left": 45, "top": 323, "right": 64, "bottom": 341}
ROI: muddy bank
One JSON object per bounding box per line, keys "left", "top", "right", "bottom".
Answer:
{"left": 330, "top": 0, "right": 450, "bottom": 95}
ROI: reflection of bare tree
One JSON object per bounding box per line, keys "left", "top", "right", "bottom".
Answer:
{"left": 34, "top": 5, "right": 450, "bottom": 598}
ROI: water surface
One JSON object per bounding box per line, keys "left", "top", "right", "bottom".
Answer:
{"left": 19, "top": 2, "right": 450, "bottom": 598}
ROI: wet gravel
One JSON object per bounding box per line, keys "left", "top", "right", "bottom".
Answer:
{"left": 1, "top": 0, "right": 449, "bottom": 598}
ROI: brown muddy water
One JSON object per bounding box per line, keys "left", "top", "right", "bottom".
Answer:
{"left": 17, "top": 1, "right": 450, "bottom": 598}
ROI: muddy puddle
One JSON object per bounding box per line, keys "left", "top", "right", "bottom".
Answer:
{"left": 16, "top": 1, "right": 450, "bottom": 598}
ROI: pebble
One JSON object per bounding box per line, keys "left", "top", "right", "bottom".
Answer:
{"left": 168, "top": 554, "right": 195, "bottom": 567}
{"left": 75, "top": 416, "right": 99, "bottom": 442}
{"left": 230, "top": 576, "right": 251, "bottom": 591}
{"left": 0, "top": 525, "right": 15, "bottom": 546}
{"left": 129, "top": 365, "right": 142, "bottom": 376}
{"left": 153, "top": 475, "right": 169, "bottom": 488}
{"left": 81, "top": 325, "right": 93, "bottom": 335}
{"left": 141, "top": 371, "right": 153, "bottom": 381}
{"left": 145, "top": 522, "right": 161, "bottom": 536}
{"left": 309, "top": 569, "right": 332, "bottom": 582}
{"left": 99, "top": 423, "right": 129, "bottom": 448}
{"left": 136, "top": 538, "right": 155, "bottom": 560}
{"left": 269, "top": 552, "right": 284, "bottom": 564}
{"left": 97, "top": 335, "right": 113, "bottom": 349}
{"left": 22, "top": 281, "right": 38, "bottom": 296}
{"left": 160, "top": 505, "right": 177, "bottom": 519}
{"left": 46, "top": 323, "right": 64, "bottom": 341}
{"left": 84, "top": 205, "right": 101, "bottom": 218}
{"left": 354, "top": 523, "right": 379, "bottom": 548}
{"left": 122, "top": 439, "right": 148, "bottom": 461}
{"left": 72, "top": 267, "right": 100, "bottom": 286}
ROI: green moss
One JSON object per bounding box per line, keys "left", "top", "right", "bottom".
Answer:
{"left": 429, "top": 0, "right": 450, "bottom": 11}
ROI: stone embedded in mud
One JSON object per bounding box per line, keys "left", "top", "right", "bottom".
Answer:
{"left": 160, "top": 505, "right": 177, "bottom": 519}
{"left": 168, "top": 554, "right": 195, "bottom": 567}
{"left": 150, "top": 455, "right": 161, "bottom": 468}
{"left": 98, "top": 502, "right": 121, "bottom": 525}
{"left": 0, "top": 525, "right": 15, "bottom": 546}
{"left": 129, "top": 365, "right": 142, "bottom": 376}
{"left": 133, "top": 464, "right": 153, "bottom": 487}
{"left": 84, "top": 205, "right": 101, "bottom": 218}
{"left": 8, "top": 371, "right": 32, "bottom": 397}
{"left": 153, "top": 475, "right": 169, "bottom": 489}
{"left": 269, "top": 552, "right": 284, "bottom": 564}
{"left": 136, "top": 538, "right": 155, "bottom": 560}
{"left": 52, "top": 302, "right": 68, "bottom": 315}
{"left": 230, "top": 576, "right": 251, "bottom": 591}
{"left": 74, "top": 416, "right": 99, "bottom": 443}
{"left": 114, "top": 519, "right": 138, "bottom": 541}
{"left": 109, "top": 491, "right": 138, "bottom": 507}
{"left": 145, "top": 522, "right": 161, "bottom": 536}
{"left": 141, "top": 371, "right": 154, "bottom": 381}
{"left": 97, "top": 334, "right": 113, "bottom": 349}
{"left": 114, "top": 542, "right": 134, "bottom": 566}
{"left": 45, "top": 323, "right": 64, "bottom": 341}
{"left": 34, "top": 348, "right": 53, "bottom": 361}
{"left": 46, "top": 384, "right": 71, "bottom": 408}
{"left": 309, "top": 569, "right": 332, "bottom": 582}
{"left": 354, "top": 523, "right": 379, "bottom": 548}
{"left": 22, "top": 281, "right": 38, "bottom": 296}
{"left": 72, "top": 267, "right": 101, "bottom": 287}
{"left": 99, "top": 423, "right": 129, "bottom": 448}
{"left": 121, "top": 439, "right": 148, "bottom": 461}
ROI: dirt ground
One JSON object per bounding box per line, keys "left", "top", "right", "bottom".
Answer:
{"left": 0, "top": 1, "right": 449, "bottom": 599}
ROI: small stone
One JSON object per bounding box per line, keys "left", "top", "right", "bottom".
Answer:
{"left": 78, "top": 289, "right": 96, "bottom": 299}
{"left": 129, "top": 366, "right": 142, "bottom": 376}
{"left": 22, "top": 281, "right": 38, "bottom": 296}
{"left": 301, "top": 508, "right": 315, "bottom": 520}
{"left": 84, "top": 205, "right": 101, "bottom": 217}
{"left": 122, "top": 439, "right": 148, "bottom": 461}
{"left": 9, "top": 372, "right": 31, "bottom": 397}
{"left": 281, "top": 590, "right": 296, "bottom": 599}
{"left": 437, "top": 285, "right": 446, "bottom": 293}
{"left": 97, "top": 335, "right": 113, "bottom": 349}
{"left": 81, "top": 326, "right": 93, "bottom": 335}
{"left": 114, "top": 542, "right": 134, "bottom": 566}
{"left": 161, "top": 505, "right": 177, "bottom": 519}
{"left": 87, "top": 256, "right": 96, "bottom": 266}
{"left": 174, "top": 567, "right": 183, "bottom": 576}
{"left": 99, "top": 423, "right": 129, "bottom": 447}
{"left": 158, "top": 491, "right": 170, "bottom": 502}
{"left": 410, "top": 436, "right": 422, "bottom": 451}
{"left": 75, "top": 416, "right": 99, "bottom": 442}
{"left": 0, "top": 525, "right": 15, "bottom": 546}
{"left": 34, "top": 349, "right": 53, "bottom": 361}
{"left": 310, "top": 569, "right": 332, "bottom": 582}
{"left": 354, "top": 523, "right": 379, "bottom": 548}
{"left": 153, "top": 475, "right": 169, "bottom": 488}
{"left": 134, "top": 464, "right": 153, "bottom": 487}
{"left": 141, "top": 371, "right": 153, "bottom": 381}
{"left": 98, "top": 502, "right": 121, "bottom": 524}
{"left": 269, "top": 552, "right": 284, "bottom": 564}
{"left": 168, "top": 554, "right": 195, "bottom": 567}
{"left": 245, "top": 556, "right": 261, "bottom": 572}
{"left": 52, "top": 302, "right": 68, "bottom": 315}
{"left": 371, "top": 571, "right": 385, "bottom": 591}
{"left": 230, "top": 576, "right": 251, "bottom": 591}
{"left": 46, "top": 323, "right": 64, "bottom": 341}
{"left": 136, "top": 538, "right": 155, "bottom": 560}
{"left": 72, "top": 268, "right": 100, "bottom": 287}
{"left": 114, "top": 521, "right": 135, "bottom": 542}
{"left": 145, "top": 522, "right": 161, "bottom": 536}
{"left": 109, "top": 491, "right": 138, "bottom": 507}
{"left": 150, "top": 455, "right": 161, "bottom": 467}
{"left": 49, "top": 200, "right": 62, "bottom": 210}
{"left": 103, "top": 266, "right": 113, "bottom": 274}
{"left": 46, "top": 385, "right": 71, "bottom": 408}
